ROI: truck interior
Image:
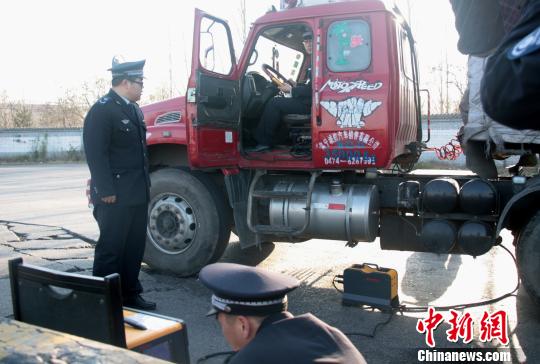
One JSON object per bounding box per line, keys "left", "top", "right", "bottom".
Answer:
{"left": 241, "top": 23, "right": 313, "bottom": 160}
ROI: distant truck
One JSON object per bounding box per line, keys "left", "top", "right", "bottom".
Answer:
{"left": 140, "top": 1, "right": 540, "bottom": 305}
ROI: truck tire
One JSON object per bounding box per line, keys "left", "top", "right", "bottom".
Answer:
{"left": 144, "top": 168, "right": 231, "bottom": 276}
{"left": 516, "top": 211, "right": 540, "bottom": 306}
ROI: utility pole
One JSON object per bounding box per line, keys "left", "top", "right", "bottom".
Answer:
{"left": 406, "top": 0, "right": 412, "bottom": 26}
{"left": 181, "top": 32, "right": 189, "bottom": 92}
{"left": 168, "top": 27, "right": 173, "bottom": 98}
{"left": 240, "top": 0, "right": 247, "bottom": 43}
{"left": 445, "top": 51, "right": 450, "bottom": 114}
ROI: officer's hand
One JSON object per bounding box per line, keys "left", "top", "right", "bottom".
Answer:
{"left": 101, "top": 195, "right": 117, "bottom": 204}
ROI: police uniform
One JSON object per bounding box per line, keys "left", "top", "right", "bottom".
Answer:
{"left": 481, "top": 0, "right": 540, "bottom": 130}
{"left": 199, "top": 263, "right": 367, "bottom": 364}
{"left": 83, "top": 59, "right": 153, "bottom": 308}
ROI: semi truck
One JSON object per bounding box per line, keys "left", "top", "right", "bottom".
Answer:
{"left": 139, "top": 0, "right": 540, "bottom": 305}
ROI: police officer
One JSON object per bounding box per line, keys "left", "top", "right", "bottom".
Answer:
{"left": 249, "top": 31, "right": 313, "bottom": 152}
{"left": 83, "top": 57, "right": 155, "bottom": 310}
{"left": 482, "top": 0, "right": 540, "bottom": 130}
{"left": 199, "top": 263, "right": 367, "bottom": 364}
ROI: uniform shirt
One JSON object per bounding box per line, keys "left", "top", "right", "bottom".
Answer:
{"left": 117, "top": 93, "right": 131, "bottom": 105}
{"left": 228, "top": 312, "right": 367, "bottom": 364}
{"left": 481, "top": 0, "right": 540, "bottom": 130}
{"left": 83, "top": 89, "right": 150, "bottom": 206}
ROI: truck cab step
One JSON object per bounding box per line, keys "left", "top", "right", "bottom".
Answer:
{"left": 252, "top": 225, "right": 298, "bottom": 234}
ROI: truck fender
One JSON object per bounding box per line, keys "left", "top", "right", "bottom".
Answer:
{"left": 147, "top": 143, "right": 188, "bottom": 169}
{"left": 496, "top": 185, "right": 540, "bottom": 236}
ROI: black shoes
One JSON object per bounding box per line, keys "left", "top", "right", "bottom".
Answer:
{"left": 124, "top": 294, "right": 157, "bottom": 310}
{"left": 246, "top": 144, "right": 271, "bottom": 153}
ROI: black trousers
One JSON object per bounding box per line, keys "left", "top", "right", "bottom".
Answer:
{"left": 255, "top": 97, "right": 310, "bottom": 146}
{"left": 463, "top": 140, "right": 497, "bottom": 179}
{"left": 92, "top": 203, "right": 148, "bottom": 299}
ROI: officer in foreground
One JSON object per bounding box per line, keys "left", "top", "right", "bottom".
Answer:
{"left": 83, "top": 57, "right": 155, "bottom": 310}
{"left": 481, "top": 0, "right": 540, "bottom": 130}
{"left": 199, "top": 263, "right": 367, "bottom": 363}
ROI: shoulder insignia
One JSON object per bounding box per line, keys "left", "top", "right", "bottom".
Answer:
{"left": 98, "top": 96, "right": 110, "bottom": 104}
{"left": 508, "top": 26, "right": 540, "bottom": 60}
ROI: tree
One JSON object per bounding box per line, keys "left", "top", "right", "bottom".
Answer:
{"left": 10, "top": 101, "right": 33, "bottom": 128}
{"left": 80, "top": 78, "right": 109, "bottom": 109}
{"left": 143, "top": 84, "right": 174, "bottom": 104}
{"left": 430, "top": 59, "right": 466, "bottom": 115}
{"left": 40, "top": 91, "right": 84, "bottom": 128}
{"left": 0, "top": 91, "right": 10, "bottom": 128}
{"left": 38, "top": 78, "right": 109, "bottom": 128}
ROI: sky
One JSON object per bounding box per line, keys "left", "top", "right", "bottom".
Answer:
{"left": 0, "top": 0, "right": 466, "bottom": 107}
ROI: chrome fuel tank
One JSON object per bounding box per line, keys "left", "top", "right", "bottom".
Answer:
{"left": 269, "top": 181, "right": 379, "bottom": 242}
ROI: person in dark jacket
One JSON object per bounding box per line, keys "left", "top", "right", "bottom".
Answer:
{"left": 83, "top": 57, "right": 155, "bottom": 310}
{"left": 450, "top": 0, "right": 532, "bottom": 178}
{"left": 199, "top": 263, "right": 367, "bottom": 364}
{"left": 451, "top": 0, "right": 516, "bottom": 178}
{"left": 482, "top": 0, "right": 540, "bottom": 130}
{"left": 249, "top": 32, "right": 313, "bottom": 152}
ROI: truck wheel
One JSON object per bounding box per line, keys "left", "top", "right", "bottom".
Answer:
{"left": 144, "top": 168, "right": 231, "bottom": 276}
{"left": 517, "top": 211, "right": 540, "bottom": 306}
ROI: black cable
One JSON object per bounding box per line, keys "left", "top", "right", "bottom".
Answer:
{"left": 334, "top": 273, "right": 394, "bottom": 339}
{"left": 333, "top": 243, "right": 520, "bottom": 318}
{"left": 343, "top": 311, "right": 395, "bottom": 338}
{"left": 397, "top": 243, "right": 519, "bottom": 313}
{"left": 332, "top": 274, "right": 344, "bottom": 293}
{"left": 196, "top": 350, "right": 235, "bottom": 364}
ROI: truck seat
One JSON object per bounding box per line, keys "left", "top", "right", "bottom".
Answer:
{"left": 282, "top": 114, "right": 311, "bottom": 155}
{"left": 282, "top": 113, "right": 311, "bottom": 126}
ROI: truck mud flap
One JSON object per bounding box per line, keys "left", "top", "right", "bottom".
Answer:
{"left": 224, "top": 170, "right": 261, "bottom": 249}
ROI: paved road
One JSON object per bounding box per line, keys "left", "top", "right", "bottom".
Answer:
{"left": 0, "top": 164, "right": 538, "bottom": 363}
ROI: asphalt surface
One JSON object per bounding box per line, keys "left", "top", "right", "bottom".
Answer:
{"left": 0, "top": 163, "right": 539, "bottom": 363}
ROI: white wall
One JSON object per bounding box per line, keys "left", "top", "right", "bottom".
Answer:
{"left": 0, "top": 128, "right": 83, "bottom": 160}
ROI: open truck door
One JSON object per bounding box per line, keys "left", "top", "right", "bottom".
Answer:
{"left": 186, "top": 9, "right": 240, "bottom": 168}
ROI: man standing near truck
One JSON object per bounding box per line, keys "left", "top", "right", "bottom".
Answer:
{"left": 83, "top": 57, "right": 155, "bottom": 310}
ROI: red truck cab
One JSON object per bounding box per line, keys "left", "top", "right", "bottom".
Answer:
{"left": 145, "top": 0, "right": 421, "bottom": 172}
{"left": 139, "top": 1, "right": 540, "bottom": 307}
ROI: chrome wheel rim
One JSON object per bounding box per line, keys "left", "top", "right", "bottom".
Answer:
{"left": 147, "top": 193, "right": 197, "bottom": 254}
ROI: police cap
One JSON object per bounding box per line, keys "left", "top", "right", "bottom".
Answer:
{"left": 199, "top": 263, "right": 300, "bottom": 317}
{"left": 108, "top": 56, "right": 145, "bottom": 79}
{"left": 303, "top": 31, "right": 312, "bottom": 40}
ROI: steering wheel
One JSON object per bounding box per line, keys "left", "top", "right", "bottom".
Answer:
{"left": 262, "top": 64, "right": 294, "bottom": 88}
